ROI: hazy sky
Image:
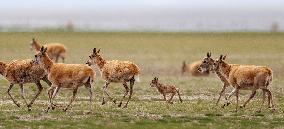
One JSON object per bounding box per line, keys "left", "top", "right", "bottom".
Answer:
{"left": 1, "top": 0, "right": 284, "bottom": 11}
{"left": 1, "top": 0, "right": 284, "bottom": 31}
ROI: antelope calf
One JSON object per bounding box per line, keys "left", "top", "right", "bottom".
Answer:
{"left": 182, "top": 60, "right": 209, "bottom": 76}
{"left": 30, "top": 38, "right": 67, "bottom": 63}
{"left": 86, "top": 48, "right": 140, "bottom": 108}
{"left": 150, "top": 77, "right": 182, "bottom": 104}
{"left": 0, "top": 59, "right": 51, "bottom": 111}
{"left": 199, "top": 53, "right": 274, "bottom": 111}
{"left": 34, "top": 47, "right": 95, "bottom": 112}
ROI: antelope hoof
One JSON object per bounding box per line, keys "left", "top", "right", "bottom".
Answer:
{"left": 45, "top": 107, "right": 50, "bottom": 113}
{"left": 113, "top": 99, "right": 117, "bottom": 104}
{"left": 226, "top": 102, "right": 231, "bottom": 106}
{"left": 27, "top": 106, "right": 32, "bottom": 111}
{"left": 221, "top": 102, "right": 230, "bottom": 108}
{"left": 49, "top": 104, "right": 56, "bottom": 110}
{"left": 169, "top": 102, "right": 174, "bottom": 104}
{"left": 123, "top": 105, "right": 128, "bottom": 108}
{"left": 118, "top": 102, "right": 122, "bottom": 107}
{"left": 269, "top": 107, "right": 276, "bottom": 111}
{"left": 240, "top": 105, "right": 245, "bottom": 109}
{"left": 63, "top": 108, "right": 68, "bottom": 112}
{"left": 102, "top": 101, "right": 106, "bottom": 105}
{"left": 268, "top": 106, "right": 275, "bottom": 110}
{"left": 16, "top": 103, "right": 20, "bottom": 107}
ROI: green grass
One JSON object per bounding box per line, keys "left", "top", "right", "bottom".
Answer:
{"left": 0, "top": 32, "right": 284, "bottom": 128}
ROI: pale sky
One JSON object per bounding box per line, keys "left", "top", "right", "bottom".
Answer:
{"left": 0, "top": 0, "right": 284, "bottom": 31}
{"left": 1, "top": 0, "right": 284, "bottom": 11}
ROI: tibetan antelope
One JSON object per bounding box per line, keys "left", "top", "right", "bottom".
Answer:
{"left": 30, "top": 38, "right": 67, "bottom": 63}
{"left": 34, "top": 47, "right": 95, "bottom": 112}
{"left": 182, "top": 60, "right": 209, "bottom": 76}
{"left": 0, "top": 59, "right": 51, "bottom": 111}
{"left": 150, "top": 77, "right": 182, "bottom": 104}
{"left": 198, "top": 52, "right": 230, "bottom": 106}
{"left": 86, "top": 48, "right": 140, "bottom": 108}
{"left": 199, "top": 53, "right": 274, "bottom": 111}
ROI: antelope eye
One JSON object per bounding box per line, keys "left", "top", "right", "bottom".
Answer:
{"left": 203, "top": 61, "right": 206, "bottom": 63}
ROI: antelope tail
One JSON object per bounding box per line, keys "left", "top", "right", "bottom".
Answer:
{"left": 134, "top": 74, "right": 140, "bottom": 82}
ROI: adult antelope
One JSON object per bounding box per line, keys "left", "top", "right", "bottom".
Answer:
{"left": 0, "top": 59, "right": 51, "bottom": 111}
{"left": 30, "top": 38, "right": 67, "bottom": 63}
{"left": 199, "top": 53, "right": 274, "bottom": 111}
{"left": 34, "top": 47, "right": 95, "bottom": 112}
{"left": 86, "top": 48, "right": 140, "bottom": 108}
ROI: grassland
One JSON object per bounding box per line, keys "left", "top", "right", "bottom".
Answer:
{"left": 0, "top": 32, "right": 284, "bottom": 128}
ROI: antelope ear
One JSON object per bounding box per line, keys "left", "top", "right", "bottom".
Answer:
{"left": 219, "top": 55, "right": 223, "bottom": 60}
{"left": 32, "top": 38, "right": 35, "bottom": 42}
{"left": 40, "top": 46, "right": 44, "bottom": 52}
{"left": 93, "top": 48, "right": 96, "bottom": 54}
{"left": 207, "top": 51, "right": 211, "bottom": 57}
{"left": 222, "top": 55, "right": 227, "bottom": 60}
{"left": 43, "top": 47, "right": 47, "bottom": 53}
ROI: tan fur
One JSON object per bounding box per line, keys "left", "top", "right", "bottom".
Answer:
{"left": 182, "top": 60, "right": 209, "bottom": 76}
{"left": 4, "top": 59, "right": 46, "bottom": 83}
{"left": 87, "top": 48, "right": 140, "bottom": 108}
{"left": 0, "top": 61, "right": 7, "bottom": 75}
{"left": 99, "top": 60, "right": 139, "bottom": 82}
{"left": 31, "top": 38, "right": 67, "bottom": 63}
{"left": 198, "top": 52, "right": 230, "bottom": 105}
{"left": 47, "top": 64, "right": 95, "bottom": 88}
{"left": 150, "top": 77, "right": 182, "bottom": 103}
{"left": 199, "top": 53, "right": 274, "bottom": 111}
{"left": 35, "top": 47, "right": 95, "bottom": 112}
{"left": 218, "top": 57, "right": 273, "bottom": 111}
{"left": 0, "top": 59, "right": 51, "bottom": 111}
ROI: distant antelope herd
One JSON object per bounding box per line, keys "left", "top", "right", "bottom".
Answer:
{"left": 0, "top": 38, "right": 275, "bottom": 113}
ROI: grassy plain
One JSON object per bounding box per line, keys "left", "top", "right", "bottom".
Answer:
{"left": 0, "top": 32, "right": 284, "bottom": 128}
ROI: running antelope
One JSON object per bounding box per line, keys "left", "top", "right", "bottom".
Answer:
{"left": 198, "top": 52, "right": 230, "bottom": 106}
{"left": 34, "top": 47, "right": 95, "bottom": 112}
{"left": 86, "top": 48, "right": 140, "bottom": 108}
{"left": 150, "top": 77, "right": 182, "bottom": 104}
{"left": 199, "top": 53, "right": 274, "bottom": 111}
{"left": 0, "top": 59, "right": 51, "bottom": 111}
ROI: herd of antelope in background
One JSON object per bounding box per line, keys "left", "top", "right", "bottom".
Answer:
{"left": 0, "top": 38, "right": 274, "bottom": 113}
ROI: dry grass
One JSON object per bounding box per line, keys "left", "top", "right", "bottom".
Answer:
{"left": 0, "top": 32, "right": 284, "bottom": 128}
